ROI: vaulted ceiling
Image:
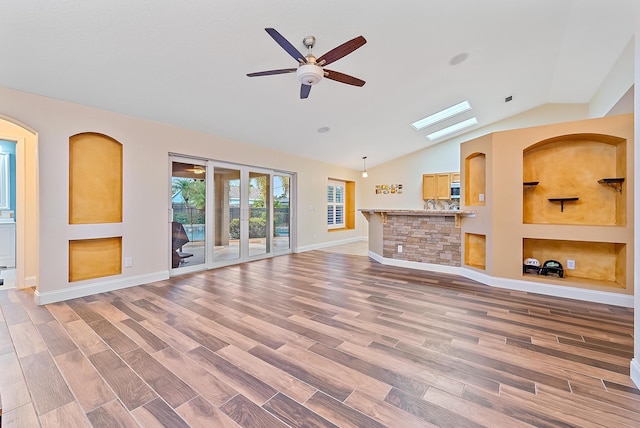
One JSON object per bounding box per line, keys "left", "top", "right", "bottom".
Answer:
{"left": 1, "top": 1, "right": 636, "bottom": 170}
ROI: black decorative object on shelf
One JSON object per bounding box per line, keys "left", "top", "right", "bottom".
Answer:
{"left": 597, "top": 177, "right": 624, "bottom": 193}
{"left": 548, "top": 197, "right": 579, "bottom": 212}
{"left": 539, "top": 260, "right": 564, "bottom": 278}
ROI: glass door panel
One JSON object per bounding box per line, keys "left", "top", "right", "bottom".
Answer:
{"left": 171, "top": 160, "right": 206, "bottom": 271}
{"left": 248, "top": 170, "right": 270, "bottom": 258}
{"left": 212, "top": 165, "right": 241, "bottom": 263}
{"left": 273, "top": 174, "right": 291, "bottom": 253}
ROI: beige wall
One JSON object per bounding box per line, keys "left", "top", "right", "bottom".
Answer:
{"left": 0, "top": 86, "right": 366, "bottom": 299}
{"left": 357, "top": 103, "right": 591, "bottom": 212}
{"left": 590, "top": 37, "right": 635, "bottom": 118}
{"left": 633, "top": 10, "right": 640, "bottom": 389}
{"left": 460, "top": 114, "right": 634, "bottom": 296}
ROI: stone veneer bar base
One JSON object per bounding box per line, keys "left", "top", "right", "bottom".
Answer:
{"left": 383, "top": 215, "right": 460, "bottom": 266}
{"left": 359, "top": 209, "right": 475, "bottom": 268}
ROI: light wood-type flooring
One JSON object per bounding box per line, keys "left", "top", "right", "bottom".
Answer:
{"left": 0, "top": 248, "right": 638, "bottom": 427}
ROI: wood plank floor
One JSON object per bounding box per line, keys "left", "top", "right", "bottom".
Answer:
{"left": 0, "top": 249, "right": 638, "bottom": 427}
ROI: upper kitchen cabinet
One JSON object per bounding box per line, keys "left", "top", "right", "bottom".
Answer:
{"left": 422, "top": 172, "right": 457, "bottom": 200}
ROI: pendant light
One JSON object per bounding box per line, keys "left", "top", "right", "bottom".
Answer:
{"left": 361, "top": 156, "right": 368, "bottom": 178}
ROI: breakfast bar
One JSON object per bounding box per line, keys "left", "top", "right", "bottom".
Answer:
{"left": 359, "top": 209, "right": 476, "bottom": 267}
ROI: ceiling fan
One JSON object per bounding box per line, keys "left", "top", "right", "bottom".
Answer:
{"left": 247, "top": 28, "right": 367, "bottom": 99}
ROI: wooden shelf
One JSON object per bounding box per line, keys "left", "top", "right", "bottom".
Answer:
{"left": 598, "top": 177, "right": 624, "bottom": 193}
{"left": 548, "top": 197, "right": 579, "bottom": 212}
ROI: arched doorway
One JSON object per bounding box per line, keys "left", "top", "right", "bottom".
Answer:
{"left": 0, "top": 115, "right": 38, "bottom": 292}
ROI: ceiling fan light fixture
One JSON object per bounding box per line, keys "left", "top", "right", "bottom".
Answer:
{"left": 296, "top": 64, "right": 324, "bottom": 85}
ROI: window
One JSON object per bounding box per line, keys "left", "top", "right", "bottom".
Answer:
{"left": 327, "top": 179, "right": 345, "bottom": 229}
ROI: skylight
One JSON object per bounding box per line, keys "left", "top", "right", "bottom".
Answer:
{"left": 426, "top": 117, "right": 478, "bottom": 141}
{"left": 410, "top": 101, "right": 472, "bottom": 130}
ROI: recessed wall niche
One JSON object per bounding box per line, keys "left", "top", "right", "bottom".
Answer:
{"left": 69, "top": 132, "right": 123, "bottom": 282}
{"left": 69, "top": 132, "right": 123, "bottom": 224}
{"left": 464, "top": 233, "right": 486, "bottom": 270}
{"left": 523, "top": 134, "right": 626, "bottom": 226}
{"left": 523, "top": 238, "right": 625, "bottom": 289}
{"left": 465, "top": 153, "right": 486, "bottom": 206}
{"left": 69, "top": 237, "right": 122, "bottom": 282}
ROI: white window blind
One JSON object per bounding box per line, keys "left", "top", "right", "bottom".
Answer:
{"left": 327, "top": 180, "right": 345, "bottom": 229}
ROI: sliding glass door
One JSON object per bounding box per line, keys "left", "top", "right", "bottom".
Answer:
{"left": 170, "top": 157, "right": 293, "bottom": 273}
{"left": 273, "top": 173, "right": 291, "bottom": 254}
{"left": 170, "top": 158, "right": 207, "bottom": 273}
{"left": 211, "top": 163, "right": 242, "bottom": 263}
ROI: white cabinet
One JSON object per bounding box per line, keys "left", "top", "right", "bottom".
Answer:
{"left": 0, "top": 153, "right": 9, "bottom": 210}
{"left": 0, "top": 222, "right": 16, "bottom": 267}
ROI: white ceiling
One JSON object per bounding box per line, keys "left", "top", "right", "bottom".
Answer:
{"left": 0, "top": 1, "right": 636, "bottom": 170}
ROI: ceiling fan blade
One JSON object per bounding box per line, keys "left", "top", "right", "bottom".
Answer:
{"left": 247, "top": 68, "right": 297, "bottom": 77}
{"left": 324, "top": 69, "right": 366, "bottom": 87}
{"left": 265, "top": 28, "right": 307, "bottom": 63}
{"left": 300, "top": 84, "right": 312, "bottom": 99}
{"left": 317, "top": 35, "right": 366, "bottom": 66}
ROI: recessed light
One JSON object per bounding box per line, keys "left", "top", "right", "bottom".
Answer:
{"left": 317, "top": 126, "right": 330, "bottom": 133}
{"left": 411, "top": 101, "right": 472, "bottom": 130}
{"left": 427, "top": 117, "right": 478, "bottom": 141}
{"left": 449, "top": 52, "right": 469, "bottom": 66}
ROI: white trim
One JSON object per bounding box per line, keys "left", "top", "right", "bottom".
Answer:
{"left": 24, "top": 275, "right": 37, "bottom": 288}
{"left": 296, "top": 236, "right": 366, "bottom": 253}
{"left": 461, "top": 268, "right": 634, "bottom": 308}
{"left": 631, "top": 359, "right": 640, "bottom": 389}
{"left": 34, "top": 271, "right": 169, "bottom": 305}
{"left": 374, "top": 255, "right": 461, "bottom": 276}
{"left": 370, "top": 254, "right": 634, "bottom": 308}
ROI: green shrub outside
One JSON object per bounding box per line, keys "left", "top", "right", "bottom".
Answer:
{"left": 229, "top": 217, "right": 267, "bottom": 239}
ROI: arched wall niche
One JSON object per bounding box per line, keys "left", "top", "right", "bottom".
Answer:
{"left": 464, "top": 152, "right": 486, "bottom": 207}
{"left": 69, "top": 132, "right": 123, "bottom": 224}
{"left": 523, "top": 132, "right": 627, "bottom": 226}
{"left": 68, "top": 132, "right": 123, "bottom": 282}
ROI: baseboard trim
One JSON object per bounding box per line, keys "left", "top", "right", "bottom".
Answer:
{"left": 296, "top": 236, "right": 367, "bottom": 253}
{"left": 631, "top": 358, "right": 640, "bottom": 389}
{"left": 34, "top": 271, "right": 169, "bottom": 305}
{"left": 371, "top": 254, "right": 461, "bottom": 276}
{"left": 373, "top": 254, "right": 633, "bottom": 307}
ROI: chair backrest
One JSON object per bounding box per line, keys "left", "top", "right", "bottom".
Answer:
{"left": 171, "top": 221, "right": 190, "bottom": 250}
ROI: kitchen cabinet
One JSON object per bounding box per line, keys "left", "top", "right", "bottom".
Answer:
{"left": 422, "top": 173, "right": 451, "bottom": 200}
{"left": 451, "top": 172, "right": 460, "bottom": 183}
{"left": 0, "top": 153, "right": 9, "bottom": 210}
{"left": 0, "top": 222, "right": 15, "bottom": 267}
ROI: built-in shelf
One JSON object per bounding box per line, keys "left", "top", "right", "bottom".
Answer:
{"left": 598, "top": 177, "right": 624, "bottom": 193}
{"left": 548, "top": 197, "right": 579, "bottom": 212}
{"left": 523, "top": 181, "right": 539, "bottom": 186}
